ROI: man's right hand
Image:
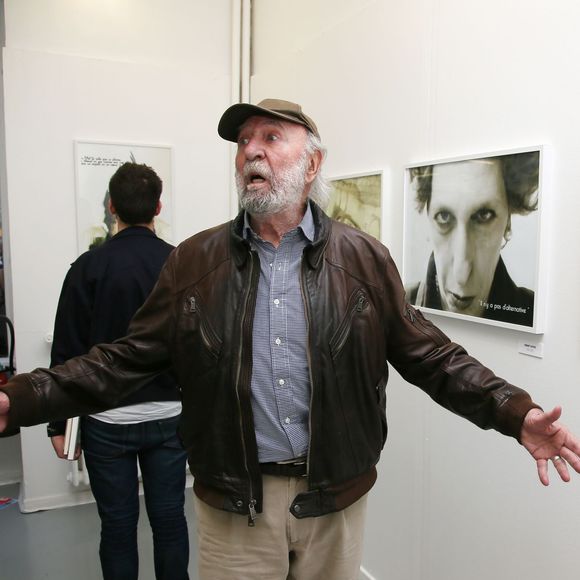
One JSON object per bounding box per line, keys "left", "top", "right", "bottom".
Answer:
{"left": 51, "top": 435, "right": 82, "bottom": 460}
{"left": 0, "top": 392, "right": 9, "bottom": 433}
{"left": 51, "top": 435, "right": 67, "bottom": 458}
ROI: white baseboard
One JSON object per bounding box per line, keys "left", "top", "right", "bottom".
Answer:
{"left": 359, "top": 565, "right": 377, "bottom": 580}
{"left": 19, "top": 488, "right": 95, "bottom": 513}
{"left": 0, "top": 470, "right": 22, "bottom": 486}
{"left": 18, "top": 472, "right": 194, "bottom": 513}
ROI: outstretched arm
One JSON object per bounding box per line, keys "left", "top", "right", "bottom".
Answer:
{"left": 521, "top": 406, "right": 580, "bottom": 485}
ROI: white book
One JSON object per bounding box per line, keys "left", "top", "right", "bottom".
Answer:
{"left": 64, "top": 417, "right": 80, "bottom": 460}
{"left": 63, "top": 417, "right": 72, "bottom": 450}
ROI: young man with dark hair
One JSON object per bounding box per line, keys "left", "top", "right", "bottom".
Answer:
{"left": 47, "top": 162, "right": 189, "bottom": 580}
{"left": 108, "top": 161, "right": 163, "bottom": 225}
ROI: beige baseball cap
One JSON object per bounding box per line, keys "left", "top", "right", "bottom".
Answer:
{"left": 218, "top": 98, "right": 320, "bottom": 142}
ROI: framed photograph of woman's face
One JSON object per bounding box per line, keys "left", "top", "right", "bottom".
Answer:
{"left": 327, "top": 171, "right": 383, "bottom": 241}
{"left": 74, "top": 140, "right": 174, "bottom": 254}
{"left": 402, "top": 146, "right": 547, "bottom": 333}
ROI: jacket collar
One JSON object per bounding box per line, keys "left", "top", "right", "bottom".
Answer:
{"left": 110, "top": 225, "right": 158, "bottom": 241}
{"left": 241, "top": 202, "right": 316, "bottom": 244}
{"left": 230, "top": 200, "right": 331, "bottom": 270}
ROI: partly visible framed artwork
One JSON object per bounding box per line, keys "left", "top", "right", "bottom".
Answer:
{"left": 74, "top": 141, "right": 173, "bottom": 254}
{"left": 403, "top": 146, "right": 547, "bottom": 333}
{"left": 327, "top": 171, "right": 383, "bottom": 240}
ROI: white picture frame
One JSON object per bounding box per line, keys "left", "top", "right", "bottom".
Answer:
{"left": 74, "top": 140, "right": 174, "bottom": 254}
{"left": 403, "top": 146, "right": 547, "bottom": 333}
{"left": 327, "top": 170, "right": 383, "bottom": 241}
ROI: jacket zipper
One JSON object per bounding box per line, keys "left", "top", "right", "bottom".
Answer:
{"left": 300, "top": 262, "right": 313, "bottom": 481}
{"left": 405, "top": 306, "right": 448, "bottom": 346}
{"left": 329, "top": 289, "right": 369, "bottom": 358}
{"left": 188, "top": 295, "right": 221, "bottom": 359}
{"left": 234, "top": 252, "right": 258, "bottom": 526}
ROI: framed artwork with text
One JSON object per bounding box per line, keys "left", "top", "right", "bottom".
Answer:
{"left": 403, "top": 146, "right": 547, "bottom": 333}
{"left": 74, "top": 141, "right": 174, "bottom": 254}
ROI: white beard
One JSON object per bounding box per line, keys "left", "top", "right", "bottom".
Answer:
{"left": 236, "top": 152, "right": 309, "bottom": 215}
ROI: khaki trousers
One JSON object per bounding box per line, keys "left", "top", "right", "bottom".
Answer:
{"left": 194, "top": 474, "right": 367, "bottom": 580}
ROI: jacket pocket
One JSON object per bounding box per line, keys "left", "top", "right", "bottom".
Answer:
{"left": 182, "top": 292, "right": 222, "bottom": 360}
{"left": 329, "top": 288, "right": 370, "bottom": 359}
{"left": 404, "top": 304, "right": 448, "bottom": 347}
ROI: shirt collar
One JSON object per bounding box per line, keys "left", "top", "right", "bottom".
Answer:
{"left": 112, "top": 225, "right": 157, "bottom": 240}
{"left": 242, "top": 202, "right": 316, "bottom": 242}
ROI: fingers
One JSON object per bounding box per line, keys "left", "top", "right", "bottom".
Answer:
{"left": 561, "top": 447, "right": 580, "bottom": 474}
{"left": 0, "top": 393, "right": 10, "bottom": 432}
{"left": 537, "top": 455, "right": 572, "bottom": 486}
{"left": 51, "top": 435, "right": 67, "bottom": 458}
{"left": 563, "top": 429, "right": 580, "bottom": 457}
{"left": 523, "top": 406, "right": 560, "bottom": 435}
{"left": 0, "top": 392, "right": 9, "bottom": 413}
{"left": 544, "top": 406, "right": 562, "bottom": 424}
{"left": 537, "top": 459, "right": 549, "bottom": 486}
{"left": 550, "top": 455, "right": 571, "bottom": 483}
{"left": 532, "top": 406, "right": 562, "bottom": 431}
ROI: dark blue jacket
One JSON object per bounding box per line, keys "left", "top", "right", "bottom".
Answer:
{"left": 47, "top": 226, "right": 179, "bottom": 436}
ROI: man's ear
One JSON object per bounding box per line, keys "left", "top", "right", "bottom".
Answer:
{"left": 108, "top": 200, "right": 117, "bottom": 215}
{"left": 155, "top": 200, "right": 162, "bottom": 217}
{"left": 305, "top": 149, "right": 323, "bottom": 184}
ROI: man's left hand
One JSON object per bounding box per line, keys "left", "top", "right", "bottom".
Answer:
{"left": 521, "top": 406, "right": 580, "bottom": 485}
{"left": 0, "top": 392, "right": 9, "bottom": 433}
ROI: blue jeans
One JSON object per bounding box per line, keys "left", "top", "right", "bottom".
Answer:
{"left": 81, "top": 414, "right": 190, "bottom": 580}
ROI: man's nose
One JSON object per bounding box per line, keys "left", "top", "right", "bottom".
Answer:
{"left": 241, "top": 138, "right": 265, "bottom": 160}
{"left": 451, "top": 227, "right": 473, "bottom": 287}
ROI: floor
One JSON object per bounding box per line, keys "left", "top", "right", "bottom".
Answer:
{"left": 0, "top": 483, "right": 199, "bottom": 580}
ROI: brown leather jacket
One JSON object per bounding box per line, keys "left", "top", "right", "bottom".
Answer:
{"left": 1, "top": 203, "right": 538, "bottom": 521}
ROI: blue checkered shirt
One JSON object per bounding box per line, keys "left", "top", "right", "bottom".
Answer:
{"left": 243, "top": 205, "right": 315, "bottom": 463}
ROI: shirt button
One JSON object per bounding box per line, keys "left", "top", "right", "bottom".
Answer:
{"left": 275, "top": 337, "right": 282, "bottom": 345}
{"left": 284, "top": 417, "right": 290, "bottom": 424}
{"left": 273, "top": 298, "right": 280, "bottom": 306}
{"left": 278, "top": 379, "right": 285, "bottom": 386}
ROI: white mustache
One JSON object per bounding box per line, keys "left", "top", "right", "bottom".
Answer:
{"left": 241, "top": 160, "right": 273, "bottom": 181}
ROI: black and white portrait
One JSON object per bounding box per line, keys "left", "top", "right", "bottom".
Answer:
{"left": 403, "top": 148, "right": 543, "bottom": 331}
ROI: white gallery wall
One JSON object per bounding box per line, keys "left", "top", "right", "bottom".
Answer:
{"left": 0, "top": 0, "right": 234, "bottom": 510}
{"left": 251, "top": 1, "right": 580, "bottom": 580}
{"left": 1, "top": 1, "right": 579, "bottom": 579}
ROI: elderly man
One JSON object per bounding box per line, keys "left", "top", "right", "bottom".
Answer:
{"left": 1, "top": 99, "right": 579, "bottom": 580}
